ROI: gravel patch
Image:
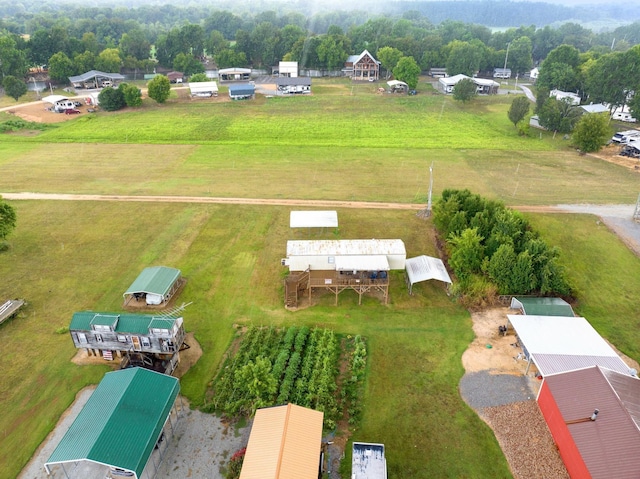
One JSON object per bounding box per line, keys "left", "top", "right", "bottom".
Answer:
{"left": 459, "top": 371, "right": 537, "bottom": 409}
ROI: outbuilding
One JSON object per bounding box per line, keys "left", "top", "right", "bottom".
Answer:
{"left": 189, "top": 81, "right": 218, "bottom": 97}
{"left": 507, "top": 314, "right": 634, "bottom": 377}
{"left": 44, "top": 367, "right": 181, "bottom": 479}
{"left": 123, "top": 266, "right": 182, "bottom": 306}
{"left": 275, "top": 76, "right": 311, "bottom": 94}
{"left": 387, "top": 80, "right": 408, "bottom": 93}
{"left": 228, "top": 83, "right": 255, "bottom": 100}
{"left": 240, "top": 403, "right": 323, "bottom": 479}
{"left": 510, "top": 297, "right": 575, "bottom": 317}
{"left": 352, "top": 442, "right": 387, "bottom": 479}
{"left": 219, "top": 68, "right": 251, "bottom": 82}
{"left": 68, "top": 70, "right": 125, "bottom": 89}
{"left": 538, "top": 366, "right": 640, "bottom": 479}
{"left": 404, "top": 255, "right": 452, "bottom": 295}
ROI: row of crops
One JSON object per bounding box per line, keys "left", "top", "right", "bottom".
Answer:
{"left": 204, "top": 325, "right": 367, "bottom": 430}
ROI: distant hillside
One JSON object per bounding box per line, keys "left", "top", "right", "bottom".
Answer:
{"left": 392, "top": 1, "right": 640, "bottom": 27}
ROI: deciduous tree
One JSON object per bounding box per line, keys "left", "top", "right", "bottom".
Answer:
{"left": 147, "top": 74, "right": 171, "bottom": 104}
{"left": 48, "top": 51, "right": 74, "bottom": 83}
{"left": 572, "top": 113, "right": 611, "bottom": 153}
{"left": 0, "top": 197, "right": 17, "bottom": 244}
{"left": 119, "top": 83, "right": 142, "bottom": 107}
{"left": 508, "top": 96, "right": 530, "bottom": 128}
{"left": 95, "top": 48, "right": 121, "bottom": 73}
{"left": 453, "top": 78, "right": 477, "bottom": 103}
{"left": 377, "top": 46, "right": 403, "bottom": 79}
{"left": 98, "top": 86, "right": 125, "bottom": 111}
{"left": 392, "top": 56, "right": 420, "bottom": 89}
{"left": 3, "top": 76, "right": 27, "bottom": 100}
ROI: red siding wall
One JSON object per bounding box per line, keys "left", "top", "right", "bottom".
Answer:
{"left": 538, "top": 381, "right": 592, "bottom": 479}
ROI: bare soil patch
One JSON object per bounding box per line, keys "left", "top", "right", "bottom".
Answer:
{"left": 589, "top": 143, "right": 640, "bottom": 172}
{"left": 7, "top": 102, "right": 87, "bottom": 123}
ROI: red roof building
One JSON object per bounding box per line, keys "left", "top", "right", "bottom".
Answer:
{"left": 538, "top": 366, "right": 640, "bottom": 479}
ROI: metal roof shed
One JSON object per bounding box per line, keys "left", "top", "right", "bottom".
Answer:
{"left": 124, "top": 266, "right": 181, "bottom": 305}
{"left": 228, "top": 83, "right": 255, "bottom": 100}
{"left": 240, "top": 403, "right": 323, "bottom": 479}
{"left": 189, "top": 81, "right": 218, "bottom": 97}
{"left": 510, "top": 297, "right": 575, "bottom": 317}
{"left": 538, "top": 366, "right": 640, "bottom": 479}
{"left": 44, "top": 367, "right": 180, "bottom": 479}
{"left": 507, "top": 315, "right": 633, "bottom": 377}
{"left": 352, "top": 442, "right": 387, "bottom": 479}
{"left": 404, "top": 255, "right": 452, "bottom": 294}
{"left": 290, "top": 211, "right": 338, "bottom": 228}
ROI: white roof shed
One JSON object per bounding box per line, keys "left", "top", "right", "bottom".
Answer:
{"left": 507, "top": 314, "right": 633, "bottom": 377}
{"left": 290, "top": 211, "right": 338, "bottom": 228}
{"left": 189, "top": 81, "right": 218, "bottom": 96}
{"left": 404, "top": 255, "right": 452, "bottom": 294}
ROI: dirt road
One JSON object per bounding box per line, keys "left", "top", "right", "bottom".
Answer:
{"left": 0, "top": 192, "right": 425, "bottom": 210}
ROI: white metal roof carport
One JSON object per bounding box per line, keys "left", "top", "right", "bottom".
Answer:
{"left": 507, "top": 314, "right": 633, "bottom": 377}
{"left": 404, "top": 255, "right": 452, "bottom": 294}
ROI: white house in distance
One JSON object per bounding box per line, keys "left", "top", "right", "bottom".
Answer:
{"left": 344, "top": 50, "right": 380, "bottom": 81}
{"left": 278, "top": 61, "right": 298, "bottom": 77}
{"left": 550, "top": 89, "right": 581, "bottom": 105}
{"left": 438, "top": 74, "right": 499, "bottom": 95}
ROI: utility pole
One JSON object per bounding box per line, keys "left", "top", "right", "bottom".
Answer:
{"left": 503, "top": 42, "right": 511, "bottom": 73}
{"left": 417, "top": 162, "right": 434, "bottom": 219}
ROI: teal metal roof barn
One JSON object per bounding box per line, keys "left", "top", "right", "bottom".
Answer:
{"left": 510, "top": 297, "right": 575, "bottom": 317}
{"left": 124, "top": 266, "right": 182, "bottom": 305}
{"left": 44, "top": 367, "right": 181, "bottom": 478}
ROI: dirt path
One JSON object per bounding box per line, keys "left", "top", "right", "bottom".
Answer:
{"left": 0, "top": 192, "right": 425, "bottom": 210}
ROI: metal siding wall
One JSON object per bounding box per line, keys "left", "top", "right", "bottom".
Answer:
{"left": 538, "top": 382, "right": 592, "bottom": 479}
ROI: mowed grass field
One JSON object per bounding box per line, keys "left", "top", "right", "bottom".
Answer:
{"left": 1, "top": 78, "right": 639, "bottom": 479}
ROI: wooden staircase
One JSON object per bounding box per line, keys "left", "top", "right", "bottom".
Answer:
{"left": 284, "top": 269, "right": 310, "bottom": 308}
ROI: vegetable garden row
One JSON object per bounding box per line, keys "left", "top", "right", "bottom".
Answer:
{"left": 204, "top": 325, "right": 367, "bottom": 430}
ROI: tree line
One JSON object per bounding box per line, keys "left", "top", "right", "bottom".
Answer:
{"left": 433, "top": 189, "right": 572, "bottom": 306}
{"left": 2, "top": 6, "right": 640, "bottom": 106}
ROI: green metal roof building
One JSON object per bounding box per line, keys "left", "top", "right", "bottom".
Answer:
{"left": 510, "top": 297, "right": 575, "bottom": 317}
{"left": 44, "top": 367, "right": 180, "bottom": 478}
{"left": 123, "top": 266, "right": 182, "bottom": 305}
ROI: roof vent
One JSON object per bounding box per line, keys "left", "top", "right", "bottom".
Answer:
{"left": 590, "top": 409, "right": 599, "bottom": 421}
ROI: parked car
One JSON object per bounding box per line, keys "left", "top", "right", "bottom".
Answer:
{"left": 64, "top": 109, "right": 81, "bottom": 115}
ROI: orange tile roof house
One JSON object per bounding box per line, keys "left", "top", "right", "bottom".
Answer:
{"left": 239, "top": 403, "right": 324, "bottom": 479}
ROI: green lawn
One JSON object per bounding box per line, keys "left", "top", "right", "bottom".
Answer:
{"left": 0, "top": 79, "right": 639, "bottom": 479}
